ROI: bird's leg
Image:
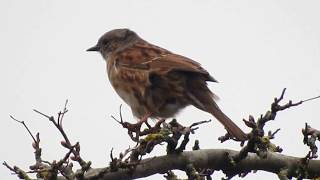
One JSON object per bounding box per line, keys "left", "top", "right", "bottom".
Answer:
{"left": 114, "top": 112, "right": 155, "bottom": 142}
{"left": 146, "top": 117, "right": 164, "bottom": 128}
{"left": 137, "top": 112, "right": 152, "bottom": 125}
{"left": 118, "top": 112, "right": 152, "bottom": 135}
{"left": 129, "top": 112, "right": 152, "bottom": 141}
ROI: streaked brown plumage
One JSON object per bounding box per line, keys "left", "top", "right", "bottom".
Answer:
{"left": 87, "top": 29, "right": 247, "bottom": 141}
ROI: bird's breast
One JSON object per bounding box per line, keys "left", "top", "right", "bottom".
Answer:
{"left": 106, "top": 58, "right": 149, "bottom": 118}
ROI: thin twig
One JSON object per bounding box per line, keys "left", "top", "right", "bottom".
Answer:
{"left": 58, "top": 99, "right": 69, "bottom": 127}
{"left": 3, "top": 161, "right": 30, "bottom": 179}
{"left": 119, "top": 104, "right": 123, "bottom": 123}
{"left": 9, "top": 115, "right": 37, "bottom": 144}
{"left": 33, "top": 109, "right": 51, "bottom": 119}
{"left": 302, "top": 95, "right": 320, "bottom": 103}
{"left": 34, "top": 109, "right": 71, "bottom": 145}
{"left": 34, "top": 105, "right": 89, "bottom": 170}
{"left": 270, "top": 128, "right": 281, "bottom": 138}
{"left": 275, "top": 88, "right": 286, "bottom": 103}
{"left": 3, "top": 161, "right": 15, "bottom": 172}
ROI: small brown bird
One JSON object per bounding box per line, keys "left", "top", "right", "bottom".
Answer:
{"left": 87, "top": 29, "right": 247, "bottom": 141}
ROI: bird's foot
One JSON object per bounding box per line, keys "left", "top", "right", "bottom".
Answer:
{"left": 114, "top": 112, "right": 153, "bottom": 142}
{"left": 137, "top": 112, "right": 152, "bottom": 124}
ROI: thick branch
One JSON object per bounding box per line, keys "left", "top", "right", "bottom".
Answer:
{"left": 31, "top": 149, "right": 320, "bottom": 180}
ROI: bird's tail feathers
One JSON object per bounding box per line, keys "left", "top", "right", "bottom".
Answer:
{"left": 185, "top": 78, "right": 247, "bottom": 141}
{"left": 208, "top": 103, "right": 247, "bottom": 141}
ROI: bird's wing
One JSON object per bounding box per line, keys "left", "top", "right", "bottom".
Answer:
{"left": 146, "top": 54, "right": 217, "bottom": 82}
{"left": 115, "top": 42, "right": 217, "bottom": 82}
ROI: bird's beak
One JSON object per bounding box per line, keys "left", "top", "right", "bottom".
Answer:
{"left": 86, "top": 45, "right": 100, "bottom": 52}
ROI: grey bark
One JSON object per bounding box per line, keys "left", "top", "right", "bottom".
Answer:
{"left": 75, "top": 149, "right": 320, "bottom": 180}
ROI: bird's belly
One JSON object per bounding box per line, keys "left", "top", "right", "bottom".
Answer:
{"left": 156, "top": 103, "right": 186, "bottom": 118}
{"left": 110, "top": 79, "right": 147, "bottom": 118}
{"left": 114, "top": 86, "right": 138, "bottom": 107}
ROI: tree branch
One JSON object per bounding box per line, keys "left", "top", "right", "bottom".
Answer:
{"left": 23, "top": 149, "right": 320, "bottom": 180}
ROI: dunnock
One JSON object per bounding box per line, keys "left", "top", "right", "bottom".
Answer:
{"left": 87, "top": 29, "right": 247, "bottom": 141}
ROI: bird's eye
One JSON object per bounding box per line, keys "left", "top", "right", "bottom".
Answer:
{"left": 102, "top": 40, "right": 109, "bottom": 47}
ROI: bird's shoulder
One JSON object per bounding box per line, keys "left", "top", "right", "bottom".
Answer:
{"left": 114, "top": 41, "right": 169, "bottom": 69}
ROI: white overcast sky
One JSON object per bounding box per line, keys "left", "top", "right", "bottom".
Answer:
{"left": 1, "top": 0, "right": 320, "bottom": 179}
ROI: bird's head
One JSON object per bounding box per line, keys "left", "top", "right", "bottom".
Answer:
{"left": 87, "top": 28, "right": 138, "bottom": 59}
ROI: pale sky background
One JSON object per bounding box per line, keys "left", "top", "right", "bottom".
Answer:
{"left": 1, "top": 0, "right": 320, "bottom": 179}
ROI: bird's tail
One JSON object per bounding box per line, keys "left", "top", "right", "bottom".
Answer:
{"left": 185, "top": 76, "right": 247, "bottom": 141}
{"left": 207, "top": 102, "right": 247, "bottom": 141}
